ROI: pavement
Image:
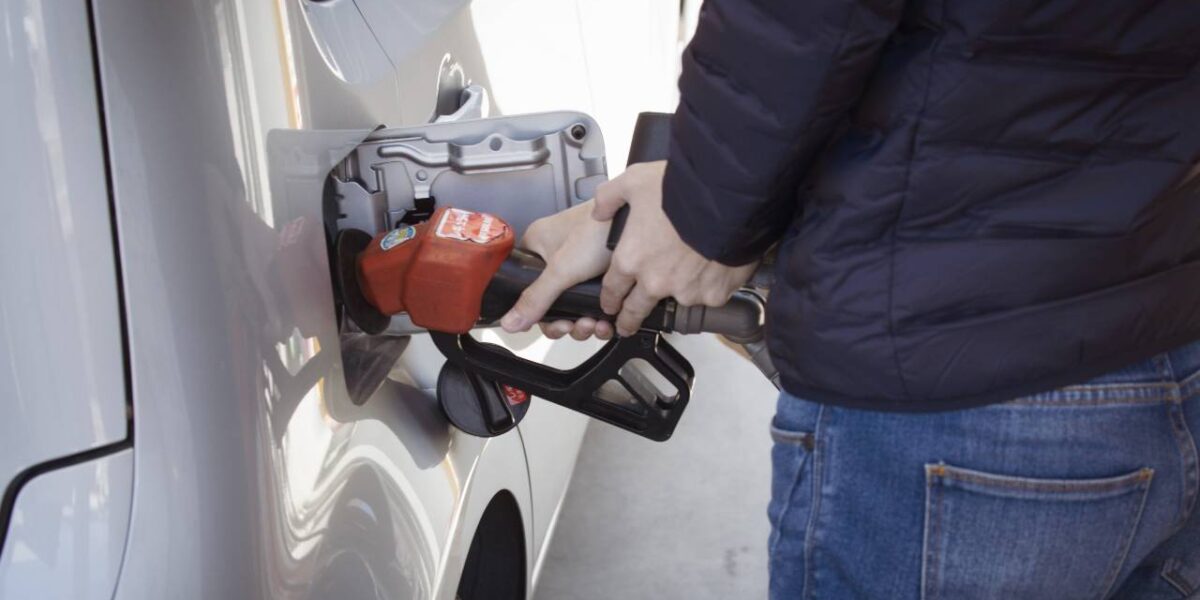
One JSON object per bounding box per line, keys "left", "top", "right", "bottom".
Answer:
{"left": 534, "top": 334, "right": 780, "bottom": 600}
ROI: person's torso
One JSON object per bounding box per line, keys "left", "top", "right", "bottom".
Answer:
{"left": 771, "top": 0, "right": 1200, "bottom": 410}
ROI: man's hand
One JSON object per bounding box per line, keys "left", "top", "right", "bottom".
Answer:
{"left": 499, "top": 200, "right": 615, "bottom": 340}
{"left": 593, "top": 161, "right": 757, "bottom": 337}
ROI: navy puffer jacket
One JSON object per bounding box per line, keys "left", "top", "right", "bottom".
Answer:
{"left": 663, "top": 0, "right": 1200, "bottom": 410}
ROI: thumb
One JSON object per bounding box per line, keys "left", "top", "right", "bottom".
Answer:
{"left": 500, "top": 268, "right": 571, "bottom": 333}
{"left": 591, "top": 178, "right": 627, "bottom": 222}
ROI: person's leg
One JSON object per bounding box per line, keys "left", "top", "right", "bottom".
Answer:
{"left": 1111, "top": 341, "right": 1200, "bottom": 599}
{"left": 768, "top": 346, "right": 1198, "bottom": 600}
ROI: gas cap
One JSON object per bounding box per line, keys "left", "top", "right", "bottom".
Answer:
{"left": 437, "top": 362, "right": 531, "bottom": 437}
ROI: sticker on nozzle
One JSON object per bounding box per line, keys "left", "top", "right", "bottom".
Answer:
{"left": 380, "top": 226, "right": 416, "bottom": 251}
{"left": 435, "top": 208, "right": 507, "bottom": 244}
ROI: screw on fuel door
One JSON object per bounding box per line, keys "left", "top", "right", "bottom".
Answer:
{"left": 437, "top": 362, "right": 530, "bottom": 436}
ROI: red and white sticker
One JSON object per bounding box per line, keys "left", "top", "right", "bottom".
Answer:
{"left": 435, "top": 208, "right": 507, "bottom": 244}
{"left": 500, "top": 384, "right": 529, "bottom": 406}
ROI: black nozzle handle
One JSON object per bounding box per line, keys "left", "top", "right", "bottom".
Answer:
{"left": 668, "top": 290, "right": 766, "bottom": 342}
{"left": 479, "top": 249, "right": 670, "bottom": 328}
{"left": 480, "top": 249, "right": 765, "bottom": 340}
{"left": 606, "top": 112, "right": 673, "bottom": 251}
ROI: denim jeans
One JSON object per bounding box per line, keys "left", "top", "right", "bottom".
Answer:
{"left": 769, "top": 339, "right": 1200, "bottom": 599}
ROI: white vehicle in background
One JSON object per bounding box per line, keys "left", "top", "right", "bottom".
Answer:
{"left": 0, "top": 1, "right": 681, "bottom": 598}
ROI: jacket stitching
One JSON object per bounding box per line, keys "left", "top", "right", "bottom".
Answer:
{"left": 921, "top": 139, "right": 1187, "bottom": 165}
{"left": 945, "top": 50, "right": 1195, "bottom": 78}
{"left": 887, "top": 13, "right": 945, "bottom": 404}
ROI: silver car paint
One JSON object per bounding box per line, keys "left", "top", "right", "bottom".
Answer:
{"left": 3, "top": 0, "right": 680, "bottom": 597}
{"left": 0, "top": 450, "right": 133, "bottom": 600}
{"left": 0, "top": 0, "right": 128, "bottom": 498}
{"left": 0, "top": 1, "right": 132, "bottom": 596}
{"left": 86, "top": 1, "right": 513, "bottom": 597}
{"left": 86, "top": 0, "right": 596, "bottom": 597}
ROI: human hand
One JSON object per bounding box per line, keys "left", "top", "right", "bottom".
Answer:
{"left": 499, "top": 200, "right": 615, "bottom": 340}
{"left": 593, "top": 161, "right": 757, "bottom": 337}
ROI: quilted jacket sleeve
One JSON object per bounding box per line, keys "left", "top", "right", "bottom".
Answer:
{"left": 663, "top": 0, "right": 904, "bottom": 265}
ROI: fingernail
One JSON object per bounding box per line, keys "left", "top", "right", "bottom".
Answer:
{"left": 617, "top": 327, "right": 633, "bottom": 338}
{"left": 501, "top": 312, "right": 526, "bottom": 332}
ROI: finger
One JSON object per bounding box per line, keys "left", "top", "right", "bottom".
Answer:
{"left": 501, "top": 268, "right": 570, "bottom": 333}
{"left": 615, "top": 285, "right": 661, "bottom": 337}
{"left": 600, "top": 265, "right": 636, "bottom": 315}
{"left": 570, "top": 318, "right": 597, "bottom": 341}
{"left": 591, "top": 178, "right": 627, "bottom": 221}
{"left": 695, "top": 271, "right": 734, "bottom": 307}
{"left": 540, "top": 320, "right": 573, "bottom": 340}
{"left": 594, "top": 320, "right": 614, "bottom": 340}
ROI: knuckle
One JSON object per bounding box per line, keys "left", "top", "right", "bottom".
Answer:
{"left": 612, "top": 256, "right": 636, "bottom": 277}
{"left": 674, "top": 290, "right": 700, "bottom": 306}
{"left": 595, "top": 180, "right": 622, "bottom": 205}
{"left": 641, "top": 278, "right": 668, "bottom": 299}
{"left": 628, "top": 294, "right": 654, "bottom": 314}
{"left": 703, "top": 290, "right": 730, "bottom": 307}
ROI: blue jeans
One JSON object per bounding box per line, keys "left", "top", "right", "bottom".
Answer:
{"left": 769, "top": 339, "right": 1200, "bottom": 599}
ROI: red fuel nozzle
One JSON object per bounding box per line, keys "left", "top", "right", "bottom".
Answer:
{"left": 356, "top": 206, "right": 515, "bottom": 334}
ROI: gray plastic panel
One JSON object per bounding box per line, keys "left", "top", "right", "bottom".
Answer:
{"left": 331, "top": 111, "right": 607, "bottom": 238}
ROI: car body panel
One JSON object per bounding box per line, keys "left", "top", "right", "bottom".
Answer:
{"left": 3, "top": 0, "right": 681, "bottom": 597}
{"left": 0, "top": 0, "right": 128, "bottom": 497}
{"left": 87, "top": 0, "right": 544, "bottom": 597}
{"left": 0, "top": 450, "right": 133, "bottom": 600}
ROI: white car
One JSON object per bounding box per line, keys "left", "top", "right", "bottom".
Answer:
{"left": 0, "top": 1, "right": 681, "bottom": 598}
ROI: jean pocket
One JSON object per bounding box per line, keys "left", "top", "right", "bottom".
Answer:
{"left": 768, "top": 420, "right": 817, "bottom": 551}
{"left": 768, "top": 420, "right": 819, "bottom": 598}
{"left": 922, "top": 463, "right": 1154, "bottom": 600}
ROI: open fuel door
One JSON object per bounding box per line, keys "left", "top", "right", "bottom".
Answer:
{"left": 323, "top": 107, "right": 612, "bottom": 407}
{"left": 325, "top": 109, "right": 608, "bottom": 336}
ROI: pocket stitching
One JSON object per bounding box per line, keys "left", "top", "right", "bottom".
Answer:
{"left": 1159, "top": 558, "right": 1194, "bottom": 596}
{"left": 936, "top": 463, "right": 1155, "bottom": 495}
{"left": 769, "top": 448, "right": 811, "bottom": 553}
{"left": 1182, "top": 369, "right": 1200, "bottom": 401}
{"left": 769, "top": 420, "right": 816, "bottom": 559}
{"left": 1098, "top": 469, "right": 1155, "bottom": 599}
{"left": 921, "top": 464, "right": 1154, "bottom": 600}
{"left": 922, "top": 465, "right": 947, "bottom": 600}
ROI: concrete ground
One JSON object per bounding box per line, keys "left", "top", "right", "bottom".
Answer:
{"left": 534, "top": 335, "right": 780, "bottom": 600}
